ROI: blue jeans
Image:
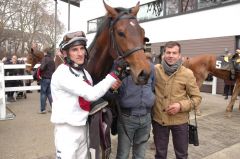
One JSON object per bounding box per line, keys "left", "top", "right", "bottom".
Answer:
{"left": 116, "top": 113, "right": 151, "bottom": 159}
{"left": 40, "top": 78, "right": 52, "bottom": 111}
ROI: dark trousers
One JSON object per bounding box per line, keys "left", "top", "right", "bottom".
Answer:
{"left": 152, "top": 120, "right": 188, "bottom": 159}
{"left": 224, "top": 84, "right": 234, "bottom": 97}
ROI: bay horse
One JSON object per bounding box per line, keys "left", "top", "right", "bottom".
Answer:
{"left": 25, "top": 47, "right": 64, "bottom": 72}
{"left": 26, "top": 1, "right": 151, "bottom": 158}
{"left": 26, "top": 3, "right": 151, "bottom": 85}
{"left": 183, "top": 54, "right": 239, "bottom": 117}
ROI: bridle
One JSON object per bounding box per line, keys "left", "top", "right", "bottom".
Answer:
{"left": 110, "top": 11, "right": 144, "bottom": 59}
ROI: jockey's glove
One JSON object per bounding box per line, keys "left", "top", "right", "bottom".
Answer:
{"left": 110, "top": 58, "right": 129, "bottom": 80}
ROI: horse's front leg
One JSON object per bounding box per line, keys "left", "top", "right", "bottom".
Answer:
{"left": 225, "top": 79, "right": 240, "bottom": 117}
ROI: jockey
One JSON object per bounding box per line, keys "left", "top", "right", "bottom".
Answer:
{"left": 50, "top": 30, "right": 125, "bottom": 159}
{"left": 59, "top": 31, "right": 88, "bottom": 70}
{"left": 229, "top": 49, "right": 240, "bottom": 80}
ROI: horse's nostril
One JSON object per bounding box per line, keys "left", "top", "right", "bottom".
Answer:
{"left": 137, "top": 70, "right": 149, "bottom": 85}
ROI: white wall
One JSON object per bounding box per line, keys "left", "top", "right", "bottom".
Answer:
{"left": 141, "top": 3, "right": 240, "bottom": 43}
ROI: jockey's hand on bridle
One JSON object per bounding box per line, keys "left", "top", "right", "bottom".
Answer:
{"left": 111, "top": 58, "right": 129, "bottom": 80}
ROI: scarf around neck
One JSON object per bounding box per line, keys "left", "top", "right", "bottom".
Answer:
{"left": 161, "top": 59, "right": 182, "bottom": 76}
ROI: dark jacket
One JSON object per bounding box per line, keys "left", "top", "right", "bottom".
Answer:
{"left": 4, "top": 60, "right": 24, "bottom": 87}
{"left": 116, "top": 64, "right": 155, "bottom": 115}
{"left": 40, "top": 54, "right": 55, "bottom": 79}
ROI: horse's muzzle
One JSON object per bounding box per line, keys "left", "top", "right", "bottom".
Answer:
{"left": 137, "top": 70, "right": 150, "bottom": 85}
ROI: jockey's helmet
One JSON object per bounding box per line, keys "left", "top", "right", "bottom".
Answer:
{"left": 59, "top": 31, "right": 87, "bottom": 52}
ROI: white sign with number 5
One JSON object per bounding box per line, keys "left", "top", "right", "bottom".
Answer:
{"left": 216, "top": 60, "right": 222, "bottom": 68}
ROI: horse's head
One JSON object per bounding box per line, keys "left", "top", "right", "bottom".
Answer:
{"left": 25, "top": 48, "right": 44, "bottom": 73}
{"left": 104, "top": 1, "right": 151, "bottom": 85}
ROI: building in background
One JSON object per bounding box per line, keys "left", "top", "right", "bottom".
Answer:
{"left": 79, "top": 0, "right": 240, "bottom": 94}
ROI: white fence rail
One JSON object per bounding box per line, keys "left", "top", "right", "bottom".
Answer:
{"left": 0, "top": 62, "right": 217, "bottom": 120}
{"left": 203, "top": 77, "right": 217, "bottom": 95}
{"left": 0, "top": 62, "right": 40, "bottom": 120}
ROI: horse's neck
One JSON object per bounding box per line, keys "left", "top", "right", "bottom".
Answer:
{"left": 33, "top": 52, "right": 44, "bottom": 66}
{"left": 33, "top": 57, "right": 42, "bottom": 68}
{"left": 87, "top": 31, "right": 113, "bottom": 84}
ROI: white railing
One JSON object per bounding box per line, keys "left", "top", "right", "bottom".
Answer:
{"left": 0, "top": 62, "right": 40, "bottom": 120}
{"left": 203, "top": 76, "right": 217, "bottom": 95}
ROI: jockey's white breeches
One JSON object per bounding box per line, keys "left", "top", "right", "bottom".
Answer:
{"left": 54, "top": 123, "right": 89, "bottom": 159}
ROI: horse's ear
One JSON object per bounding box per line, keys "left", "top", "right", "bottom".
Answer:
{"left": 131, "top": 1, "right": 140, "bottom": 16}
{"left": 103, "top": 0, "right": 118, "bottom": 18}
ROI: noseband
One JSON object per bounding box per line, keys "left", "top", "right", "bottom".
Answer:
{"left": 110, "top": 12, "right": 144, "bottom": 59}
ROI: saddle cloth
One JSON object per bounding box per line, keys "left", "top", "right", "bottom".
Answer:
{"left": 216, "top": 55, "right": 240, "bottom": 72}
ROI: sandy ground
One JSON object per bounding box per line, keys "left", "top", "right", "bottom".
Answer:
{"left": 1, "top": 92, "right": 240, "bottom": 159}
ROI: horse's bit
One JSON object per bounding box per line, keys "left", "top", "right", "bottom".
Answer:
{"left": 110, "top": 12, "right": 144, "bottom": 59}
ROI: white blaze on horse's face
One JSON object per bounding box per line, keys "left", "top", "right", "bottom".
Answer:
{"left": 164, "top": 46, "right": 181, "bottom": 65}
{"left": 130, "top": 21, "right": 136, "bottom": 27}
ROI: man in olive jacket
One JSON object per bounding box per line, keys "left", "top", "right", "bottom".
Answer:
{"left": 152, "top": 41, "right": 202, "bottom": 159}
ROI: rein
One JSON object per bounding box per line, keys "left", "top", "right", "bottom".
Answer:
{"left": 110, "top": 12, "right": 144, "bottom": 59}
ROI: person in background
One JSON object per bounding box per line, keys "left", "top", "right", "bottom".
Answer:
{"left": 152, "top": 41, "right": 202, "bottom": 159}
{"left": 145, "top": 52, "right": 154, "bottom": 63}
{"left": 38, "top": 47, "right": 55, "bottom": 114}
{"left": 50, "top": 30, "right": 124, "bottom": 159}
{"left": 223, "top": 49, "right": 235, "bottom": 99}
{"left": 4, "top": 54, "right": 23, "bottom": 102}
{"left": 223, "top": 79, "right": 235, "bottom": 100}
{"left": 145, "top": 52, "right": 158, "bottom": 152}
{"left": 115, "top": 51, "right": 155, "bottom": 159}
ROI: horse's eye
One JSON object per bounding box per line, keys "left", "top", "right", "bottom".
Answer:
{"left": 117, "top": 31, "right": 125, "bottom": 37}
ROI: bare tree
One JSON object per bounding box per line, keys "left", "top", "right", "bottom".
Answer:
{"left": 0, "top": 0, "right": 19, "bottom": 42}
{"left": 0, "top": 0, "right": 65, "bottom": 56}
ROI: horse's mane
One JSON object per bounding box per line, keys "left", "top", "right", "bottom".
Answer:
{"left": 87, "top": 7, "right": 131, "bottom": 54}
